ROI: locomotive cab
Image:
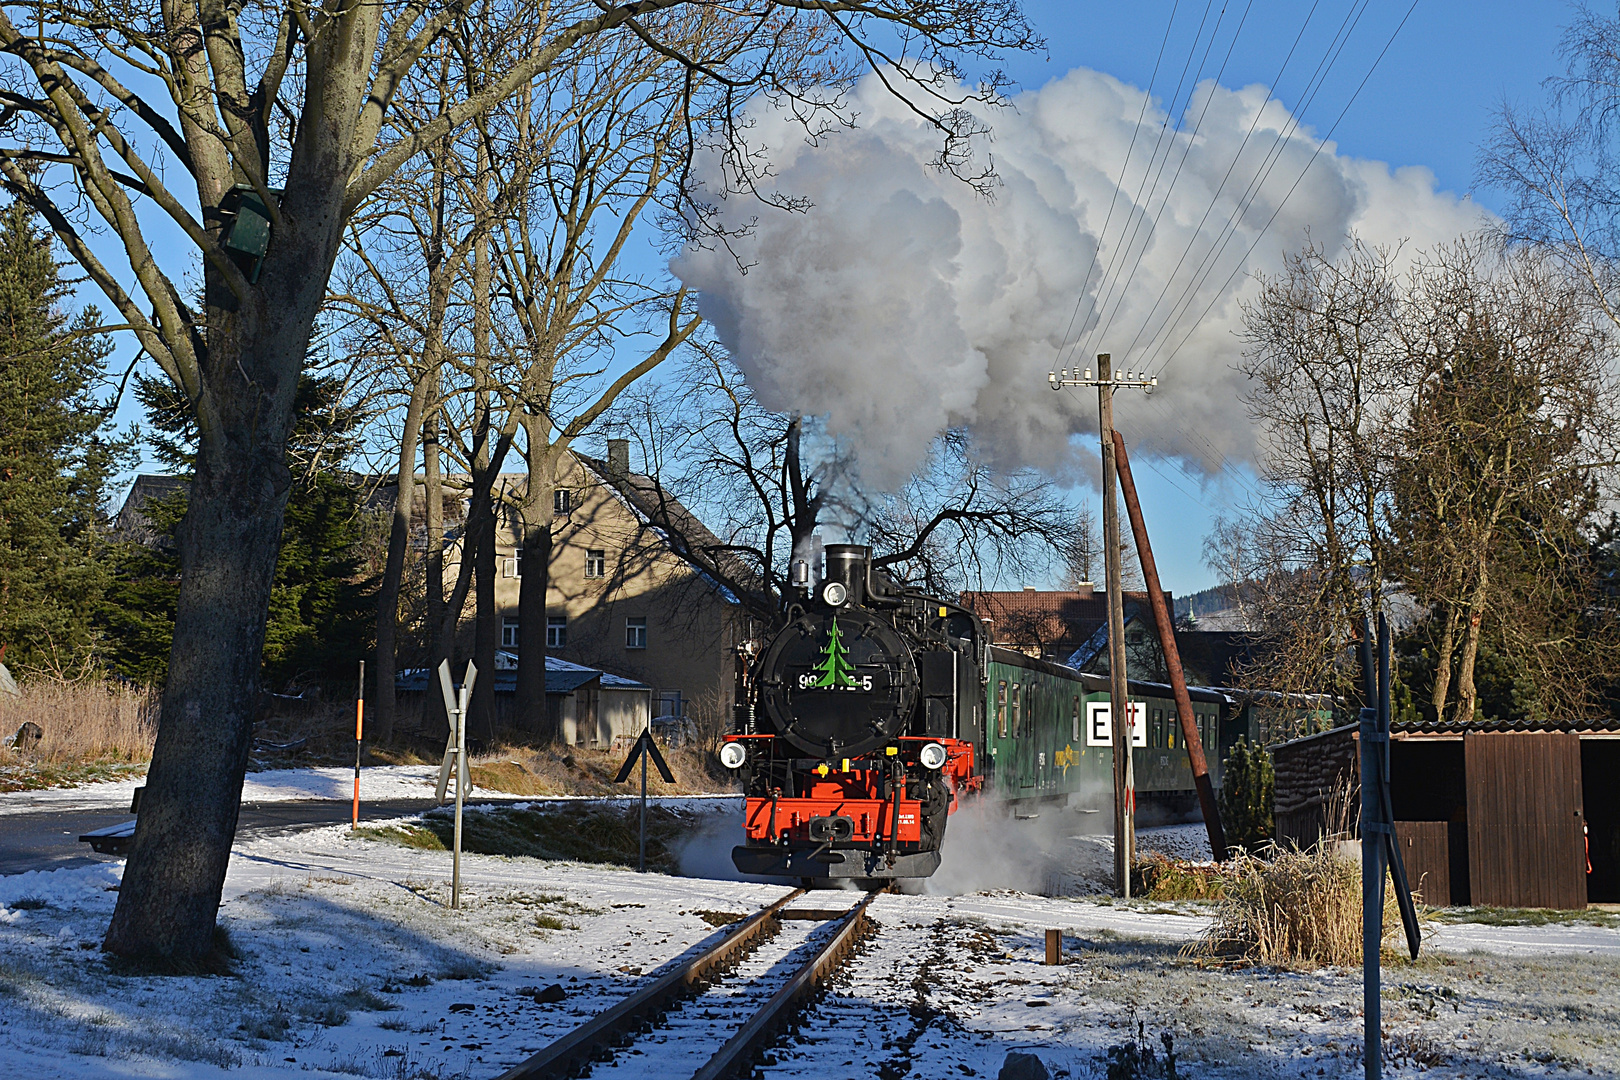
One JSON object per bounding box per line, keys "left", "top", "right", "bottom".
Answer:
{"left": 725, "top": 545, "right": 984, "bottom": 881}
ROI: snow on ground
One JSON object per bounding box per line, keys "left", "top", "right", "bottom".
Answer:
{"left": 2, "top": 799, "right": 1619, "bottom": 1079}
{"left": 0, "top": 766, "right": 740, "bottom": 815}
{"left": 0, "top": 766, "right": 439, "bottom": 815}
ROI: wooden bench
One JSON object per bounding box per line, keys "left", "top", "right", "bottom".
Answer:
{"left": 79, "top": 820, "right": 136, "bottom": 855}
{"left": 78, "top": 785, "right": 142, "bottom": 855}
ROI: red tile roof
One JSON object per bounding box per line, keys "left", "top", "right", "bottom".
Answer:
{"left": 959, "top": 588, "right": 1170, "bottom": 652}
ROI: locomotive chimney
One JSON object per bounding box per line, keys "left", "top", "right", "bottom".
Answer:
{"left": 823, "top": 544, "right": 871, "bottom": 606}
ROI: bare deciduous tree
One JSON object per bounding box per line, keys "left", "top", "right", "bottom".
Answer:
{"left": 1211, "top": 240, "right": 1408, "bottom": 709}
{"left": 609, "top": 348, "right": 1083, "bottom": 622}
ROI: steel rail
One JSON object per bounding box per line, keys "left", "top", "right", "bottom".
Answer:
{"left": 492, "top": 887, "right": 806, "bottom": 1080}
{"left": 689, "top": 889, "right": 881, "bottom": 1080}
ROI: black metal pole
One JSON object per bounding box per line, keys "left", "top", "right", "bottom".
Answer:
{"left": 1360, "top": 614, "right": 1391, "bottom": 1080}
{"left": 640, "top": 736, "right": 648, "bottom": 873}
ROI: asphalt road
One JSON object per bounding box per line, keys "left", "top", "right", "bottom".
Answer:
{"left": 0, "top": 798, "right": 462, "bottom": 875}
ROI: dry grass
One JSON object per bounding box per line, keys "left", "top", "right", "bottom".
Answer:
{"left": 0, "top": 680, "right": 157, "bottom": 788}
{"left": 1187, "top": 844, "right": 1399, "bottom": 967}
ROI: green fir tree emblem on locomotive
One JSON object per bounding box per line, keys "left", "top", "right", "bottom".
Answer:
{"left": 798, "top": 616, "right": 874, "bottom": 691}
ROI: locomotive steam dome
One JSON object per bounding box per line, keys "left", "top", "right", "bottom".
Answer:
{"left": 758, "top": 605, "right": 918, "bottom": 760}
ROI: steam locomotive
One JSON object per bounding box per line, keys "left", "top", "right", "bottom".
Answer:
{"left": 721, "top": 544, "right": 1286, "bottom": 883}
{"left": 724, "top": 545, "right": 985, "bottom": 881}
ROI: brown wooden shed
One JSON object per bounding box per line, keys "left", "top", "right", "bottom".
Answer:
{"left": 1271, "top": 718, "right": 1620, "bottom": 909}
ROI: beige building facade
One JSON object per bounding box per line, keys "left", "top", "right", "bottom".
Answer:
{"left": 472, "top": 442, "right": 744, "bottom": 727}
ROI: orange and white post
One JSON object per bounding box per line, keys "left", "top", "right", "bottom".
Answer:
{"left": 353, "top": 660, "right": 365, "bottom": 829}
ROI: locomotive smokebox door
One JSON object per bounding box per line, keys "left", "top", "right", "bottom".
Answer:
{"left": 759, "top": 607, "right": 918, "bottom": 759}
{"left": 920, "top": 650, "right": 958, "bottom": 738}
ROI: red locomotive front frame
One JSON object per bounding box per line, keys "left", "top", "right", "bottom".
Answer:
{"left": 730, "top": 736, "right": 978, "bottom": 879}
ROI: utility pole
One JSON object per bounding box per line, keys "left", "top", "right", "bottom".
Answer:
{"left": 1112, "top": 430, "right": 1226, "bottom": 861}
{"left": 1050, "top": 354, "right": 1155, "bottom": 897}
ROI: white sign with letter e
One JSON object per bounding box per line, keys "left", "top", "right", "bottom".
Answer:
{"left": 1085, "top": 701, "right": 1146, "bottom": 748}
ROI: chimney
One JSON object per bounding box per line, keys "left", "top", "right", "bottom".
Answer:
{"left": 1023, "top": 585, "right": 1037, "bottom": 592}
{"left": 606, "top": 438, "right": 630, "bottom": 476}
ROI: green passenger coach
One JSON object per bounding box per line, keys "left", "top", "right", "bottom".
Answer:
{"left": 981, "top": 645, "right": 1242, "bottom": 813}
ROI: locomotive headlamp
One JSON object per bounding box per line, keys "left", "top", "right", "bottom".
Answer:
{"left": 719, "top": 741, "right": 748, "bottom": 769}
{"left": 821, "top": 580, "right": 848, "bottom": 606}
{"left": 919, "top": 742, "right": 949, "bottom": 770}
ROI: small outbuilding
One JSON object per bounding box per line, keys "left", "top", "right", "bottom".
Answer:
{"left": 397, "top": 653, "right": 652, "bottom": 749}
{"left": 1272, "top": 717, "right": 1619, "bottom": 909}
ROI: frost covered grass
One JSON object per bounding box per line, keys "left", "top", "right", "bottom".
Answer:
{"left": 1426, "top": 905, "right": 1620, "bottom": 929}
{"left": 0, "top": 680, "right": 156, "bottom": 790}
{"left": 355, "top": 801, "right": 723, "bottom": 873}
{"left": 467, "top": 744, "right": 735, "bottom": 798}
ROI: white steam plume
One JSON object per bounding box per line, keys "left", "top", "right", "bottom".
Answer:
{"left": 673, "top": 68, "right": 1490, "bottom": 488}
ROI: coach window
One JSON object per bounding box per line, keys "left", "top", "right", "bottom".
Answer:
{"left": 1010, "top": 683, "right": 1021, "bottom": 738}
{"left": 996, "top": 681, "right": 1008, "bottom": 738}
{"left": 1072, "top": 695, "right": 1081, "bottom": 741}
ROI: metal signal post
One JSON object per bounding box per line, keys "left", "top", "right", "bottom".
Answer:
{"left": 436, "top": 660, "right": 478, "bottom": 909}
{"left": 1050, "top": 354, "right": 1156, "bottom": 897}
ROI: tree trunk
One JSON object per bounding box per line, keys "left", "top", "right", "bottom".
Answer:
{"left": 516, "top": 417, "right": 554, "bottom": 738}
{"left": 373, "top": 380, "right": 428, "bottom": 744}
{"left": 467, "top": 170, "right": 497, "bottom": 742}
{"left": 424, "top": 404, "right": 445, "bottom": 647}
{"left": 1455, "top": 557, "right": 1490, "bottom": 722}
{"left": 103, "top": 309, "right": 309, "bottom": 966}
{"left": 1429, "top": 601, "right": 1459, "bottom": 719}
{"left": 472, "top": 482, "right": 499, "bottom": 743}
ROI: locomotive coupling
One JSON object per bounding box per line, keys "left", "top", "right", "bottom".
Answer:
{"left": 807, "top": 815, "right": 856, "bottom": 842}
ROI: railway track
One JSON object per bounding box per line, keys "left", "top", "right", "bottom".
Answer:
{"left": 493, "top": 888, "right": 881, "bottom": 1080}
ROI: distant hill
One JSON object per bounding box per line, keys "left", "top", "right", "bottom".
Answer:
{"left": 1174, "top": 584, "right": 1240, "bottom": 621}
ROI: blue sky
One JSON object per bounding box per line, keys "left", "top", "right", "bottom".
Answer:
{"left": 94, "top": 1, "right": 1578, "bottom": 597}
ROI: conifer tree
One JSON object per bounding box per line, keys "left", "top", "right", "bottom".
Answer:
{"left": 100, "top": 373, "right": 376, "bottom": 689}
{"left": 1217, "top": 737, "right": 1275, "bottom": 853}
{"left": 0, "top": 202, "right": 122, "bottom": 673}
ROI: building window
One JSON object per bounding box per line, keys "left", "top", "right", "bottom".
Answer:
{"left": 553, "top": 489, "right": 571, "bottom": 515}
{"left": 625, "top": 617, "right": 646, "bottom": 649}
{"left": 502, "top": 617, "right": 520, "bottom": 649}
{"left": 546, "top": 616, "right": 567, "bottom": 649}
{"left": 585, "top": 548, "right": 606, "bottom": 579}
{"left": 503, "top": 548, "right": 524, "bottom": 578}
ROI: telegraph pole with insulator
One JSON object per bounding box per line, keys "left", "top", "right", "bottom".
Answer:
{"left": 1050, "top": 354, "right": 1156, "bottom": 897}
